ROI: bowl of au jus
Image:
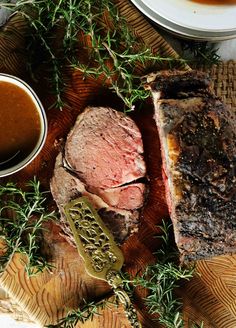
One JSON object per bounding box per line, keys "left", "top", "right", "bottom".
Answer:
{"left": 0, "top": 74, "right": 47, "bottom": 177}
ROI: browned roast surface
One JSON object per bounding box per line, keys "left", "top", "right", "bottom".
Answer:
{"left": 145, "top": 70, "right": 212, "bottom": 99}
{"left": 147, "top": 70, "right": 236, "bottom": 262}
{"left": 50, "top": 107, "right": 146, "bottom": 244}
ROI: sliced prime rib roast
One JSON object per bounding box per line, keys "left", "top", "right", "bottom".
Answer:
{"left": 50, "top": 106, "right": 146, "bottom": 245}
{"left": 146, "top": 70, "right": 236, "bottom": 262}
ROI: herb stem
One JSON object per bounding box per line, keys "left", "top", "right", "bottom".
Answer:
{"left": 1, "top": 0, "right": 186, "bottom": 110}
{"left": 0, "top": 178, "right": 56, "bottom": 275}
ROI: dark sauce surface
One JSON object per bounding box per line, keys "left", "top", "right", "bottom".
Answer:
{"left": 0, "top": 81, "right": 41, "bottom": 169}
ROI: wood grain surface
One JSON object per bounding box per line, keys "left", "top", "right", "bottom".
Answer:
{"left": 0, "top": 1, "right": 236, "bottom": 328}
{"left": 0, "top": 221, "right": 110, "bottom": 326}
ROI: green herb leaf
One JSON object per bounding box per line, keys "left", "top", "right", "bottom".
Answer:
{"left": 1, "top": 0, "right": 186, "bottom": 111}
{"left": 182, "top": 41, "right": 220, "bottom": 67}
{"left": 0, "top": 177, "right": 56, "bottom": 275}
{"left": 47, "top": 299, "right": 111, "bottom": 328}
{"left": 121, "top": 220, "right": 201, "bottom": 328}
{"left": 50, "top": 220, "right": 202, "bottom": 328}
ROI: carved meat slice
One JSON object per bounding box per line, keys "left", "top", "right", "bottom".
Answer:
{"left": 65, "top": 107, "right": 145, "bottom": 189}
{"left": 64, "top": 106, "right": 146, "bottom": 210}
{"left": 146, "top": 70, "right": 236, "bottom": 261}
{"left": 51, "top": 106, "right": 147, "bottom": 245}
{"left": 50, "top": 154, "right": 140, "bottom": 245}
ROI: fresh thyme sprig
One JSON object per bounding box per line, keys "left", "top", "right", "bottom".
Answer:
{"left": 0, "top": 178, "right": 55, "bottom": 275}
{"left": 1, "top": 0, "right": 186, "bottom": 111}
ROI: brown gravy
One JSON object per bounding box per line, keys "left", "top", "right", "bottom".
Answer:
{"left": 191, "top": 0, "right": 236, "bottom": 4}
{"left": 0, "top": 81, "right": 41, "bottom": 169}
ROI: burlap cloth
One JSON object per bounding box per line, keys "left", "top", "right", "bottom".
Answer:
{"left": 202, "top": 61, "right": 236, "bottom": 114}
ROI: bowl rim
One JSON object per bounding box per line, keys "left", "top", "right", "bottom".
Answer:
{"left": 130, "top": 0, "right": 236, "bottom": 41}
{"left": 142, "top": 0, "right": 236, "bottom": 33}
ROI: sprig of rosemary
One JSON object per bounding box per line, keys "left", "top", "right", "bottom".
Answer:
{"left": 122, "top": 221, "right": 198, "bottom": 328}
{"left": 0, "top": 178, "right": 55, "bottom": 275}
{"left": 1, "top": 0, "right": 186, "bottom": 111}
{"left": 47, "top": 299, "right": 112, "bottom": 328}
{"left": 133, "top": 263, "right": 195, "bottom": 328}
{"left": 70, "top": 0, "right": 185, "bottom": 111}
{"left": 181, "top": 41, "right": 220, "bottom": 67}
{"left": 0, "top": 180, "right": 202, "bottom": 327}
{"left": 45, "top": 220, "right": 202, "bottom": 328}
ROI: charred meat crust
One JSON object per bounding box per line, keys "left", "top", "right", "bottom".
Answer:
{"left": 174, "top": 96, "right": 236, "bottom": 261}
{"left": 145, "top": 70, "right": 212, "bottom": 99}
{"left": 149, "top": 70, "right": 236, "bottom": 262}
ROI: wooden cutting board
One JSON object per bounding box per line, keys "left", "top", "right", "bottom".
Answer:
{"left": 0, "top": 1, "right": 236, "bottom": 328}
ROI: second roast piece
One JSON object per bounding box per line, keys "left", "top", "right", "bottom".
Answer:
{"left": 146, "top": 70, "right": 236, "bottom": 262}
{"left": 51, "top": 106, "right": 147, "bottom": 245}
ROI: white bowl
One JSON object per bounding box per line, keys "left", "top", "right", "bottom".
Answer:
{"left": 0, "top": 74, "right": 47, "bottom": 177}
{"left": 131, "top": 0, "right": 236, "bottom": 41}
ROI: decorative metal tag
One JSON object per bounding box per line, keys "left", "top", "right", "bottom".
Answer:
{"left": 64, "top": 197, "right": 124, "bottom": 280}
